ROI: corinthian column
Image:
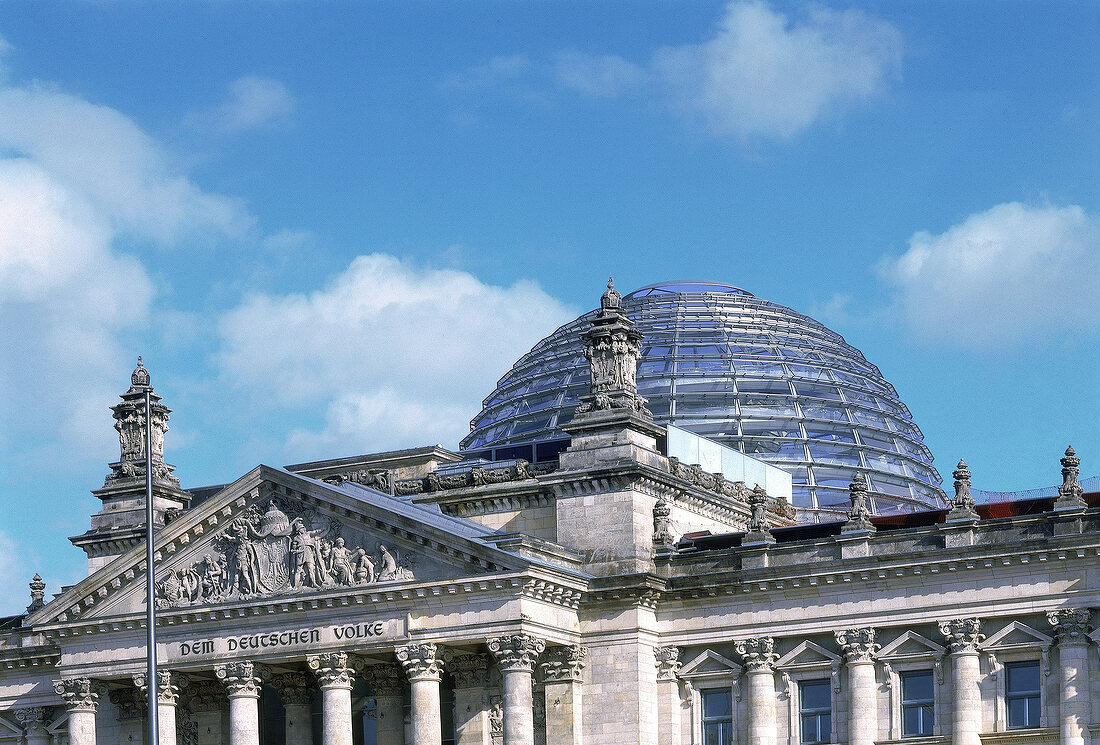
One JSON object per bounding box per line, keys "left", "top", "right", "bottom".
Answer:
{"left": 940, "top": 619, "right": 983, "bottom": 745}
{"left": 836, "top": 629, "right": 879, "bottom": 745}
{"left": 53, "top": 678, "right": 101, "bottom": 745}
{"left": 397, "top": 642, "right": 453, "bottom": 745}
{"left": 14, "top": 707, "right": 53, "bottom": 745}
{"left": 541, "top": 645, "right": 589, "bottom": 745}
{"left": 215, "top": 661, "right": 265, "bottom": 745}
{"left": 135, "top": 669, "right": 186, "bottom": 745}
{"left": 489, "top": 634, "right": 546, "bottom": 745}
{"left": 309, "top": 652, "right": 356, "bottom": 745}
{"left": 1049, "top": 609, "right": 1093, "bottom": 745}
{"left": 450, "top": 653, "right": 492, "bottom": 745}
{"left": 654, "top": 647, "right": 682, "bottom": 745}
{"left": 735, "top": 637, "right": 778, "bottom": 745}
{"left": 362, "top": 664, "right": 406, "bottom": 745}
{"left": 272, "top": 672, "right": 315, "bottom": 745}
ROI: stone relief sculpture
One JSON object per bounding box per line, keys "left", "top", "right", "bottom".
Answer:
{"left": 155, "top": 500, "right": 415, "bottom": 608}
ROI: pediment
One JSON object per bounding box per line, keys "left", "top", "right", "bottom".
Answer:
{"left": 680, "top": 650, "right": 742, "bottom": 679}
{"left": 983, "top": 621, "right": 1053, "bottom": 651}
{"left": 776, "top": 640, "right": 840, "bottom": 669}
{"left": 30, "top": 466, "right": 535, "bottom": 627}
{"left": 878, "top": 631, "right": 946, "bottom": 660}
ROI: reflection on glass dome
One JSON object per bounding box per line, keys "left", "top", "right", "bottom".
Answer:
{"left": 461, "top": 280, "right": 946, "bottom": 515}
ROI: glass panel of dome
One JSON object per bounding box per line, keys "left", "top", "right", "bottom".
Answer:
{"left": 510, "top": 415, "right": 553, "bottom": 436}
{"left": 804, "top": 427, "right": 855, "bottom": 443}
{"left": 745, "top": 441, "right": 806, "bottom": 459}
{"left": 801, "top": 404, "right": 849, "bottom": 421}
{"left": 859, "top": 430, "right": 898, "bottom": 452}
{"left": 853, "top": 409, "right": 888, "bottom": 427}
{"left": 737, "top": 379, "right": 791, "bottom": 394}
{"left": 638, "top": 360, "right": 673, "bottom": 375}
{"left": 808, "top": 444, "right": 862, "bottom": 467}
{"left": 787, "top": 364, "right": 834, "bottom": 381}
{"left": 637, "top": 379, "right": 671, "bottom": 394}
{"left": 812, "top": 469, "right": 852, "bottom": 489}
{"left": 677, "top": 359, "right": 731, "bottom": 373}
{"left": 795, "top": 383, "right": 844, "bottom": 401}
{"left": 740, "top": 420, "right": 801, "bottom": 438}
{"left": 674, "top": 399, "right": 738, "bottom": 416}
{"left": 676, "top": 379, "right": 736, "bottom": 393}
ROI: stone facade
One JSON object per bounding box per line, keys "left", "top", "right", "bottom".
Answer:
{"left": 0, "top": 285, "right": 1097, "bottom": 745}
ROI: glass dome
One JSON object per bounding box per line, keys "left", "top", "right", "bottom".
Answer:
{"left": 461, "top": 280, "right": 946, "bottom": 515}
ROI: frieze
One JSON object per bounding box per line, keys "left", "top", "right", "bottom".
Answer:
{"left": 394, "top": 460, "right": 556, "bottom": 496}
{"left": 154, "top": 500, "right": 414, "bottom": 608}
{"left": 667, "top": 457, "right": 796, "bottom": 520}
{"left": 165, "top": 618, "right": 402, "bottom": 662}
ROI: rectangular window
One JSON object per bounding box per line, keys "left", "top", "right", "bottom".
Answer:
{"left": 701, "top": 688, "right": 733, "bottom": 745}
{"left": 1006, "top": 661, "right": 1041, "bottom": 729}
{"left": 901, "top": 670, "right": 934, "bottom": 736}
{"left": 800, "top": 680, "right": 831, "bottom": 744}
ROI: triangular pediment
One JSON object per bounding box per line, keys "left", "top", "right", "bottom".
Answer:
{"left": 30, "top": 466, "right": 541, "bottom": 627}
{"left": 983, "top": 621, "right": 1053, "bottom": 651}
{"left": 776, "top": 640, "right": 840, "bottom": 669}
{"left": 878, "top": 631, "right": 946, "bottom": 660}
{"left": 680, "top": 650, "right": 742, "bottom": 679}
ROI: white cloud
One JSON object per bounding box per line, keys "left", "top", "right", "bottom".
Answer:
{"left": 653, "top": 1, "right": 902, "bottom": 139}
{"left": 880, "top": 202, "right": 1100, "bottom": 345}
{"left": 217, "top": 254, "right": 576, "bottom": 458}
{"left": 553, "top": 50, "right": 646, "bottom": 97}
{"left": 445, "top": 55, "right": 532, "bottom": 90}
{"left": 190, "top": 75, "right": 297, "bottom": 134}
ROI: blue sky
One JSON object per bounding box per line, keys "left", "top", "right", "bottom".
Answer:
{"left": 0, "top": 1, "right": 1097, "bottom": 614}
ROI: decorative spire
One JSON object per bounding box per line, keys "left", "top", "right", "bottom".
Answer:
{"left": 104, "top": 360, "right": 179, "bottom": 488}
{"left": 130, "top": 356, "right": 150, "bottom": 388}
{"left": 27, "top": 573, "right": 45, "bottom": 613}
{"left": 743, "top": 484, "right": 775, "bottom": 544}
{"left": 1055, "top": 445, "right": 1086, "bottom": 509}
{"left": 947, "top": 458, "right": 979, "bottom": 520}
{"left": 574, "top": 277, "right": 651, "bottom": 417}
{"left": 842, "top": 472, "right": 875, "bottom": 532}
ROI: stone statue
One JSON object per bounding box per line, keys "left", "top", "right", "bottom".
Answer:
{"left": 289, "top": 519, "right": 328, "bottom": 588}
{"left": 328, "top": 537, "right": 354, "bottom": 585}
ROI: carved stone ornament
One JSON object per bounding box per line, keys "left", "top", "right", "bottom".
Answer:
{"left": 394, "top": 459, "right": 555, "bottom": 496}
{"left": 1056, "top": 446, "right": 1087, "bottom": 508}
{"left": 324, "top": 468, "right": 391, "bottom": 493}
{"left": 574, "top": 278, "right": 653, "bottom": 418}
{"left": 653, "top": 499, "right": 677, "bottom": 551}
{"left": 835, "top": 628, "right": 880, "bottom": 663}
{"left": 53, "top": 678, "right": 102, "bottom": 712}
{"left": 184, "top": 680, "right": 228, "bottom": 713}
{"left": 488, "top": 633, "right": 546, "bottom": 673}
{"left": 110, "top": 688, "right": 145, "bottom": 720}
{"left": 26, "top": 572, "right": 46, "bottom": 613}
{"left": 154, "top": 499, "right": 417, "bottom": 609}
{"left": 396, "top": 642, "right": 453, "bottom": 682}
{"left": 1048, "top": 608, "right": 1092, "bottom": 645}
{"left": 842, "top": 473, "right": 875, "bottom": 532}
{"left": 734, "top": 637, "right": 778, "bottom": 672}
{"left": 14, "top": 706, "right": 52, "bottom": 731}
{"left": 540, "top": 645, "right": 589, "bottom": 683}
{"left": 309, "top": 651, "right": 355, "bottom": 689}
{"left": 939, "top": 618, "right": 984, "bottom": 653}
{"left": 946, "top": 458, "right": 979, "bottom": 518}
{"left": 215, "top": 661, "right": 266, "bottom": 697}
{"left": 743, "top": 484, "right": 776, "bottom": 543}
{"left": 449, "top": 653, "right": 490, "bottom": 689}
{"left": 361, "top": 664, "right": 406, "bottom": 697}
{"left": 133, "top": 669, "right": 187, "bottom": 705}
{"left": 653, "top": 646, "right": 682, "bottom": 682}
{"left": 103, "top": 358, "right": 181, "bottom": 489}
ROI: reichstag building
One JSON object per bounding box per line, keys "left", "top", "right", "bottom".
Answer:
{"left": 0, "top": 280, "right": 1095, "bottom": 745}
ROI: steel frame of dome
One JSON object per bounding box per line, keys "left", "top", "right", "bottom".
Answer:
{"left": 461, "top": 281, "right": 946, "bottom": 515}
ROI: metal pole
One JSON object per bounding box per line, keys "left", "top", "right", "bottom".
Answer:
{"left": 145, "top": 386, "right": 159, "bottom": 744}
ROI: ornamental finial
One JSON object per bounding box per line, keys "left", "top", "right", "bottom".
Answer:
{"left": 1056, "top": 444, "right": 1085, "bottom": 509}
{"left": 27, "top": 573, "right": 46, "bottom": 613}
{"left": 947, "top": 457, "right": 978, "bottom": 520}
{"left": 131, "top": 356, "right": 150, "bottom": 388}
{"left": 601, "top": 276, "right": 622, "bottom": 311}
{"left": 842, "top": 472, "right": 875, "bottom": 532}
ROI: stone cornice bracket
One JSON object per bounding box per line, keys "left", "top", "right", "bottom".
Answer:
{"left": 947, "top": 459, "right": 979, "bottom": 520}
{"left": 396, "top": 642, "right": 453, "bottom": 682}
{"left": 133, "top": 669, "right": 187, "bottom": 705}
{"left": 361, "top": 663, "right": 406, "bottom": 697}
{"left": 214, "top": 661, "right": 266, "bottom": 698}
{"left": 653, "top": 646, "right": 682, "bottom": 682}
{"left": 185, "top": 680, "right": 229, "bottom": 713}
{"left": 14, "top": 706, "right": 52, "bottom": 731}
{"left": 489, "top": 633, "right": 546, "bottom": 673}
{"left": 734, "top": 637, "right": 778, "bottom": 672}
{"left": 449, "top": 653, "right": 490, "bottom": 689}
{"left": 308, "top": 651, "right": 355, "bottom": 690}
{"left": 835, "top": 628, "right": 880, "bottom": 663}
{"left": 53, "top": 677, "right": 102, "bottom": 712}
{"left": 540, "top": 645, "right": 589, "bottom": 683}
{"left": 939, "top": 618, "right": 984, "bottom": 653}
{"left": 1055, "top": 446, "right": 1087, "bottom": 510}
{"left": 1048, "top": 608, "right": 1092, "bottom": 646}
{"left": 842, "top": 473, "right": 876, "bottom": 533}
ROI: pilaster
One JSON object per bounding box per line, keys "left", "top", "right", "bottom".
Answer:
{"left": 362, "top": 664, "right": 406, "bottom": 745}
{"left": 541, "top": 646, "right": 588, "bottom": 745}
{"left": 14, "top": 707, "right": 53, "bottom": 745}
{"left": 451, "top": 653, "right": 492, "bottom": 745}
{"left": 134, "top": 669, "right": 186, "bottom": 745}
{"left": 653, "top": 646, "right": 683, "bottom": 745}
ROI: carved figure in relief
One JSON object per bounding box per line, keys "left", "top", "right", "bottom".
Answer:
{"left": 353, "top": 547, "right": 376, "bottom": 583}
{"left": 199, "top": 554, "right": 224, "bottom": 600}
{"left": 328, "top": 538, "right": 354, "bottom": 585}
{"left": 227, "top": 519, "right": 262, "bottom": 596}
{"left": 289, "top": 519, "right": 327, "bottom": 588}
{"left": 377, "top": 545, "right": 398, "bottom": 581}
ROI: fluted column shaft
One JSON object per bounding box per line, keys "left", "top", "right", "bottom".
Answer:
{"left": 310, "top": 652, "right": 355, "bottom": 745}
{"left": 216, "top": 661, "right": 265, "bottom": 745}
{"left": 490, "top": 634, "right": 546, "bottom": 745}
{"left": 364, "top": 664, "right": 406, "bottom": 745}
{"left": 54, "top": 678, "right": 100, "bottom": 745}
{"left": 273, "top": 672, "right": 315, "bottom": 745}
{"left": 836, "top": 629, "right": 879, "bottom": 745}
{"left": 735, "top": 638, "right": 778, "bottom": 745}
{"left": 940, "top": 619, "right": 983, "bottom": 745}
{"left": 1051, "top": 610, "right": 1093, "bottom": 745}
{"left": 398, "top": 643, "right": 452, "bottom": 745}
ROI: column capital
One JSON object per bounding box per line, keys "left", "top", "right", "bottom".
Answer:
{"left": 185, "top": 679, "right": 228, "bottom": 713}
{"left": 1048, "top": 608, "right": 1092, "bottom": 645}
{"left": 653, "top": 646, "right": 682, "bottom": 682}
{"left": 53, "top": 678, "right": 102, "bottom": 712}
{"left": 735, "top": 636, "right": 778, "bottom": 672}
{"left": 308, "top": 651, "right": 355, "bottom": 689}
{"left": 109, "top": 688, "right": 144, "bottom": 720}
{"left": 133, "top": 669, "right": 187, "bottom": 705}
{"left": 362, "top": 663, "right": 406, "bottom": 697}
{"left": 489, "top": 633, "right": 546, "bottom": 673}
{"left": 215, "top": 660, "right": 266, "bottom": 697}
{"left": 14, "top": 706, "right": 52, "bottom": 731}
{"left": 449, "top": 652, "right": 490, "bottom": 689}
{"left": 939, "top": 618, "right": 984, "bottom": 653}
{"left": 396, "top": 642, "right": 452, "bottom": 682}
{"left": 270, "top": 671, "right": 313, "bottom": 705}
{"left": 541, "top": 645, "right": 589, "bottom": 683}
{"left": 835, "top": 628, "right": 880, "bottom": 663}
